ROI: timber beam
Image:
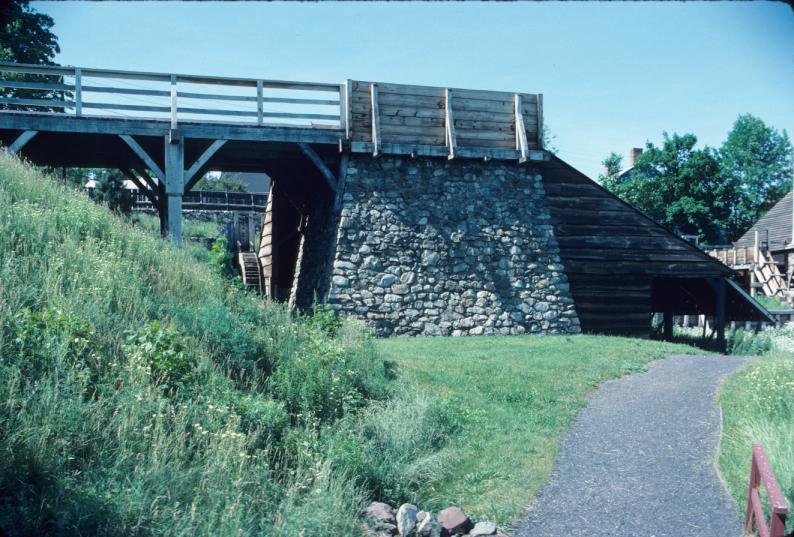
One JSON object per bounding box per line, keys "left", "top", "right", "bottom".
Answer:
{"left": 7, "top": 130, "right": 38, "bottom": 154}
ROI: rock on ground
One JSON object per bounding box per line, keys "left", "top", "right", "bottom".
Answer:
{"left": 470, "top": 520, "right": 497, "bottom": 536}
{"left": 438, "top": 506, "right": 473, "bottom": 535}
{"left": 396, "top": 503, "right": 418, "bottom": 536}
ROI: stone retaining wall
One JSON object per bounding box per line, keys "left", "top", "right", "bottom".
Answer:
{"left": 325, "top": 155, "right": 580, "bottom": 337}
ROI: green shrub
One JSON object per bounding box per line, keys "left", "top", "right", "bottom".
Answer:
{"left": 323, "top": 391, "right": 462, "bottom": 505}
{"left": 209, "top": 235, "right": 235, "bottom": 278}
{"left": 124, "top": 320, "right": 196, "bottom": 393}
{"left": 304, "top": 303, "right": 344, "bottom": 338}
{"left": 727, "top": 328, "right": 772, "bottom": 356}
{"left": 1, "top": 308, "right": 98, "bottom": 381}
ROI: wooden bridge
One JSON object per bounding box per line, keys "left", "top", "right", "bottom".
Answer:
{"left": 0, "top": 62, "right": 547, "bottom": 245}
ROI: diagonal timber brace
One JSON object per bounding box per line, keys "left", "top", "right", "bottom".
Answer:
{"left": 184, "top": 139, "right": 227, "bottom": 192}
{"left": 8, "top": 130, "right": 38, "bottom": 154}
{"left": 297, "top": 142, "right": 337, "bottom": 192}
{"left": 120, "top": 134, "right": 165, "bottom": 181}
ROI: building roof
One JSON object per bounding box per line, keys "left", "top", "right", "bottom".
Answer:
{"left": 539, "top": 156, "right": 770, "bottom": 334}
{"left": 734, "top": 190, "right": 793, "bottom": 251}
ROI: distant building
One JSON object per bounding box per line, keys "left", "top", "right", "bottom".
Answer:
{"left": 616, "top": 147, "right": 643, "bottom": 180}
{"left": 235, "top": 173, "right": 270, "bottom": 193}
{"left": 734, "top": 190, "right": 793, "bottom": 253}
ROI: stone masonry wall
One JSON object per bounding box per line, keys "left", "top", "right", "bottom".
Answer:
{"left": 326, "top": 155, "right": 580, "bottom": 337}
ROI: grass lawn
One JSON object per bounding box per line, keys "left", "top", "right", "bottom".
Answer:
{"left": 376, "top": 334, "right": 704, "bottom": 526}
{"left": 718, "top": 353, "right": 794, "bottom": 534}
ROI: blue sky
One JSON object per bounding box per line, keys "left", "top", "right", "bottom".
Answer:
{"left": 34, "top": 1, "right": 794, "bottom": 179}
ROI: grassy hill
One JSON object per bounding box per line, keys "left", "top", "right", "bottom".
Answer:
{"left": 0, "top": 154, "right": 394, "bottom": 536}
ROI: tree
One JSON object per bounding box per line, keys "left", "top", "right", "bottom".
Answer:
{"left": 93, "top": 170, "right": 134, "bottom": 215}
{"left": 542, "top": 124, "right": 559, "bottom": 155}
{"left": 604, "top": 133, "right": 732, "bottom": 244}
{"left": 192, "top": 172, "right": 248, "bottom": 192}
{"left": 598, "top": 152, "right": 623, "bottom": 190}
{"left": 0, "top": 0, "right": 64, "bottom": 109}
{"left": 719, "top": 114, "right": 793, "bottom": 239}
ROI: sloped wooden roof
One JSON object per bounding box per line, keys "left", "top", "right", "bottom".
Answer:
{"left": 538, "top": 156, "right": 736, "bottom": 335}
{"left": 734, "top": 190, "right": 792, "bottom": 251}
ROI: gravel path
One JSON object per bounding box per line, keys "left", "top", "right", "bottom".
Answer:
{"left": 515, "top": 354, "right": 747, "bottom": 537}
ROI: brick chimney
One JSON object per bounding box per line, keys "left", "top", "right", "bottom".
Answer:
{"left": 630, "top": 147, "right": 643, "bottom": 167}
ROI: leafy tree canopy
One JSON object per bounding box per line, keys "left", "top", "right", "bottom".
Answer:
{"left": 598, "top": 152, "right": 623, "bottom": 191}
{"left": 602, "top": 115, "right": 793, "bottom": 244}
{"left": 605, "top": 133, "right": 730, "bottom": 244}
{"left": 1, "top": 0, "right": 59, "bottom": 64}
{"left": 1, "top": 0, "right": 63, "bottom": 108}
{"left": 192, "top": 172, "right": 249, "bottom": 193}
{"left": 719, "top": 114, "right": 793, "bottom": 237}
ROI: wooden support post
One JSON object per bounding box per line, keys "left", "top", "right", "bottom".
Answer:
{"left": 370, "top": 83, "right": 381, "bottom": 157}
{"left": 164, "top": 135, "right": 185, "bottom": 247}
{"left": 256, "top": 80, "right": 264, "bottom": 126}
{"left": 663, "top": 308, "right": 673, "bottom": 341}
{"left": 7, "top": 130, "right": 37, "bottom": 154}
{"left": 514, "top": 93, "right": 528, "bottom": 164}
{"left": 74, "top": 67, "right": 82, "bottom": 117}
{"left": 716, "top": 277, "right": 726, "bottom": 353}
{"left": 445, "top": 88, "right": 456, "bottom": 160}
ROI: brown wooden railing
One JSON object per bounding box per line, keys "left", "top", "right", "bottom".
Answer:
{"left": 0, "top": 62, "right": 343, "bottom": 129}
{"left": 745, "top": 444, "right": 788, "bottom": 537}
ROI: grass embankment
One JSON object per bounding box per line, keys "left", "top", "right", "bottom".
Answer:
{"left": 0, "top": 153, "right": 712, "bottom": 534}
{"left": 719, "top": 352, "right": 794, "bottom": 533}
{"left": 376, "top": 335, "right": 703, "bottom": 526}
{"left": 0, "top": 155, "right": 396, "bottom": 536}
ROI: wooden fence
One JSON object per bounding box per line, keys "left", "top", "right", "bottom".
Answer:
{"left": 347, "top": 80, "right": 543, "bottom": 161}
{"left": 745, "top": 444, "right": 788, "bottom": 537}
{"left": 0, "top": 62, "right": 343, "bottom": 129}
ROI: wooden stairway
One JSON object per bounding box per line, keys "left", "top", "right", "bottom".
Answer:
{"left": 753, "top": 251, "right": 790, "bottom": 304}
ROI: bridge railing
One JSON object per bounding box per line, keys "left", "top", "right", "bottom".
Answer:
{"left": 85, "top": 187, "right": 267, "bottom": 211}
{"left": 745, "top": 444, "right": 788, "bottom": 537}
{"left": 0, "top": 62, "right": 343, "bottom": 130}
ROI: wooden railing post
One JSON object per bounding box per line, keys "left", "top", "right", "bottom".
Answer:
{"left": 344, "top": 79, "right": 353, "bottom": 140}
{"left": 74, "top": 67, "right": 82, "bottom": 117}
{"left": 445, "top": 88, "right": 456, "bottom": 160}
{"left": 338, "top": 83, "right": 346, "bottom": 133}
{"left": 256, "top": 79, "right": 264, "bottom": 126}
{"left": 745, "top": 444, "right": 788, "bottom": 537}
{"left": 537, "top": 93, "right": 544, "bottom": 151}
{"left": 514, "top": 93, "right": 528, "bottom": 164}
{"left": 370, "top": 82, "right": 380, "bottom": 157}
{"left": 170, "top": 74, "right": 178, "bottom": 130}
